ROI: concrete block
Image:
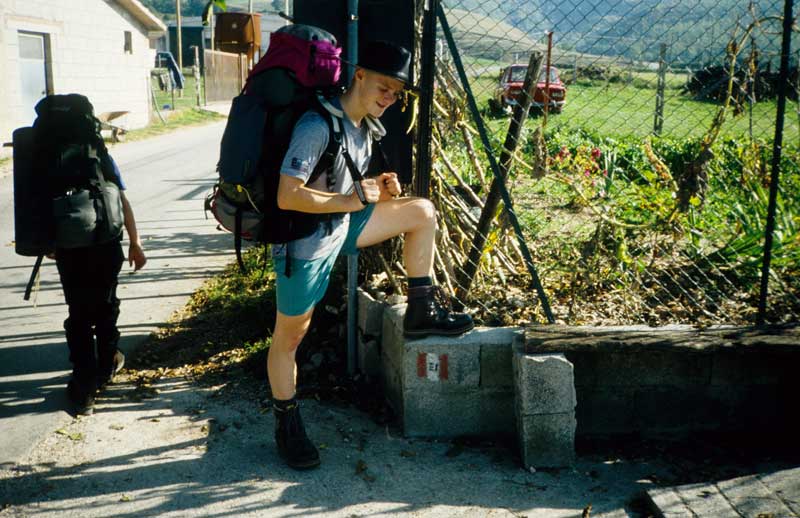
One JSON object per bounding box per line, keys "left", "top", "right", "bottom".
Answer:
{"left": 403, "top": 387, "right": 514, "bottom": 437}
{"left": 358, "top": 338, "right": 381, "bottom": 379}
{"left": 570, "top": 351, "right": 711, "bottom": 388}
{"left": 673, "top": 483, "right": 740, "bottom": 517}
{"left": 513, "top": 350, "right": 576, "bottom": 415}
{"left": 574, "top": 386, "right": 636, "bottom": 436}
{"left": 381, "top": 304, "right": 406, "bottom": 374}
{"left": 480, "top": 342, "right": 514, "bottom": 388}
{"left": 633, "top": 385, "right": 714, "bottom": 433}
{"left": 759, "top": 467, "right": 800, "bottom": 515}
{"left": 357, "top": 289, "right": 386, "bottom": 340}
{"left": 717, "top": 474, "right": 797, "bottom": 518}
{"left": 403, "top": 343, "right": 480, "bottom": 392}
{"left": 646, "top": 488, "right": 693, "bottom": 518}
{"left": 516, "top": 413, "right": 576, "bottom": 468}
{"left": 711, "top": 350, "right": 793, "bottom": 386}
{"left": 381, "top": 306, "right": 406, "bottom": 418}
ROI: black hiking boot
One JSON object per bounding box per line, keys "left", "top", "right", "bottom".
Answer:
{"left": 274, "top": 399, "right": 320, "bottom": 470}
{"left": 67, "top": 376, "right": 96, "bottom": 416}
{"left": 97, "top": 350, "right": 125, "bottom": 391}
{"left": 403, "top": 285, "right": 474, "bottom": 339}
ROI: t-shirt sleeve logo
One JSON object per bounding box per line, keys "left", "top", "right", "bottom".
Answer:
{"left": 290, "top": 157, "right": 310, "bottom": 174}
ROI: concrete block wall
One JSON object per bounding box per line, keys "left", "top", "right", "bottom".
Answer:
{"left": 523, "top": 325, "right": 800, "bottom": 438}
{"left": 1, "top": 0, "right": 159, "bottom": 144}
{"left": 381, "top": 303, "right": 521, "bottom": 438}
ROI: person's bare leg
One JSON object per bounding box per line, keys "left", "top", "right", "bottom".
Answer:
{"left": 355, "top": 197, "right": 473, "bottom": 338}
{"left": 268, "top": 308, "right": 314, "bottom": 399}
{"left": 356, "top": 197, "right": 436, "bottom": 276}
{"left": 268, "top": 307, "right": 320, "bottom": 469}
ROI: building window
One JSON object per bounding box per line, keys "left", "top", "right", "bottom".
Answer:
{"left": 124, "top": 31, "right": 132, "bottom": 54}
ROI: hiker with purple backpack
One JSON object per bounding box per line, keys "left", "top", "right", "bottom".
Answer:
{"left": 260, "top": 37, "right": 473, "bottom": 470}
{"left": 211, "top": 25, "right": 473, "bottom": 470}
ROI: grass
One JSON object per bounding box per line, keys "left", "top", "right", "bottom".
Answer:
{"left": 151, "top": 72, "right": 206, "bottom": 112}
{"left": 469, "top": 73, "right": 798, "bottom": 142}
{"left": 123, "top": 108, "right": 224, "bottom": 142}
{"left": 128, "top": 247, "right": 275, "bottom": 382}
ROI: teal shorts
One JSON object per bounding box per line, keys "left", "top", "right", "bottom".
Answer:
{"left": 275, "top": 204, "right": 375, "bottom": 316}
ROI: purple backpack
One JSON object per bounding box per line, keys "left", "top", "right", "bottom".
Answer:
{"left": 208, "top": 24, "right": 344, "bottom": 273}
{"left": 247, "top": 24, "right": 341, "bottom": 89}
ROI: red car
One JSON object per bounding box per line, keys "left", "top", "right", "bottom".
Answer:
{"left": 491, "top": 64, "right": 567, "bottom": 113}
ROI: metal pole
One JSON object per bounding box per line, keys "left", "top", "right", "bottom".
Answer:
{"left": 175, "top": 0, "right": 183, "bottom": 70}
{"left": 210, "top": 7, "right": 215, "bottom": 51}
{"left": 193, "top": 45, "right": 201, "bottom": 107}
{"left": 439, "top": 6, "right": 554, "bottom": 323}
{"left": 756, "top": 0, "right": 794, "bottom": 325}
{"left": 346, "top": 0, "right": 359, "bottom": 375}
{"left": 543, "top": 31, "right": 552, "bottom": 127}
{"left": 654, "top": 43, "right": 667, "bottom": 136}
{"left": 414, "top": 0, "right": 439, "bottom": 198}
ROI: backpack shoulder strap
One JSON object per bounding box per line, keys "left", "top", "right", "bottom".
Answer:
{"left": 312, "top": 96, "right": 368, "bottom": 204}
{"left": 307, "top": 100, "right": 341, "bottom": 186}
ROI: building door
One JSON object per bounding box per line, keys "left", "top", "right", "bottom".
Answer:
{"left": 18, "top": 32, "right": 50, "bottom": 125}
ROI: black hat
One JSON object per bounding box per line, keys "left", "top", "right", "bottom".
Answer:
{"left": 358, "top": 40, "right": 412, "bottom": 86}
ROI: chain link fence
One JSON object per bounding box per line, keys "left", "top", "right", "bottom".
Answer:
{"left": 411, "top": 0, "right": 800, "bottom": 326}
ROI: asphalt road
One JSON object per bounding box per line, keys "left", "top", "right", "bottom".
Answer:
{"left": 0, "top": 121, "right": 235, "bottom": 467}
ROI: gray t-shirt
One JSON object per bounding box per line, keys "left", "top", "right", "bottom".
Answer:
{"left": 273, "top": 104, "right": 373, "bottom": 261}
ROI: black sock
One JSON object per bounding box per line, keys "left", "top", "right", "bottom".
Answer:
{"left": 408, "top": 276, "right": 433, "bottom": 288}
{"left": 273, "top": 397, "right": 297, "bottom": 413}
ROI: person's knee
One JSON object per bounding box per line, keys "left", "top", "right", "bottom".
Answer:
{"left": 273, "top": 314, "right": 312, "bottom": 353}
{"left": 412, "top": 198, "right": 437, "bottom": 229}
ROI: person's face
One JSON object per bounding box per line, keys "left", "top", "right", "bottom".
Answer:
{"left": 358, "top": 69, "right": 405, "bottom": 118}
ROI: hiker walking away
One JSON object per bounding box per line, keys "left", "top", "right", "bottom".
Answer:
{"left": 24, "top": 94, "right": 147, "bottom": 416}
{"left": 253, "top": 41, "right": 474, "bottom": 470}
{"left": 54, "top": 156, "right": 146, "bottom": 415}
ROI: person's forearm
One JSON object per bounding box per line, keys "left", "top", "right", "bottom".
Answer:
{"left": 278, "top": 182, "right": 360, "bottom": 214}
{"left": 121, "top": 194, "right": 141, "bottom": 245}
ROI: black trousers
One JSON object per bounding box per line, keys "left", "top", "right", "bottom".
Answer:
{"left": 55, "top": 239, "right": 124, "bottom": 384}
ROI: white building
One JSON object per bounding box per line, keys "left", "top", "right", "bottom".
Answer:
{"left": 0, "top": 0, "right": 166, "bottom": 144}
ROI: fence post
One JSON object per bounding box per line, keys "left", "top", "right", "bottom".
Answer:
{"left": 653, "top": 43, "right": 667, "bottom": 136}
{"left": 414, "top": 0, "right": 439, "bottom": 198}
{"left": 192, "top": 46, "right": 201, "bottom": 108}
{"left": 757, "top": 0, "right": 794, "bottom": 325}
{"left": 573, "top": 53, "right": 578, "bottom": 83}
{"left": 438, "top": 5, "right": 553, "bottom": 322}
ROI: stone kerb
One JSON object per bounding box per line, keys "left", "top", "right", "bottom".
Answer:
{"left": 381, "top": 303, "right": 521, "bottom": 437}
{"left": 512, "top": 337, "right": 577, "bottom": 468}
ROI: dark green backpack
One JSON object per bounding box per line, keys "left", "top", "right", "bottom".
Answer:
{"left": 14, "top": 94, "right": 124, "bottom": 299}
{"left": 32, "top": 94, "right": 124, "bottom": 250}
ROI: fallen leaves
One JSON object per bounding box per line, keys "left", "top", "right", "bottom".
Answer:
{"left": 54, "top": 429, "right": 84, "bottom": 442}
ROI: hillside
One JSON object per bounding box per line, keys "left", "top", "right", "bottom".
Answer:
{"left": 447, "top": 0, "right": 785, "bottom": 66}
{"left": 138, "top": 0, "right": 786, "bottom": 67}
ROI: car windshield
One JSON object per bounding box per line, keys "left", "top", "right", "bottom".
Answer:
{"left": 509, "top": 66, "right": 559, "bottom": 84}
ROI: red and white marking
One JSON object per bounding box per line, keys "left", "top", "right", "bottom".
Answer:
{"left": 417, "top": 353, "right": 449, "bottom": 381}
